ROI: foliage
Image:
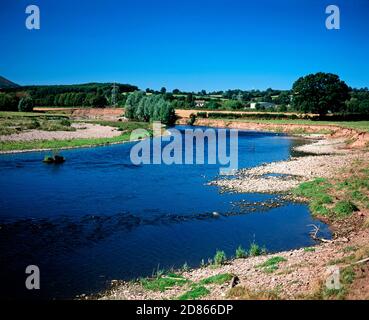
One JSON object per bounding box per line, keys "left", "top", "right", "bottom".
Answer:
{"left": 292, "top": 72, "right": 350, "bottom": 115}
{"left": 235, "top": 245, "right": 248, "bottom": 258}
{"left": 249, "top": 242, "right": 266, "bottom": 257}
{"left": 0, "top": 93, "right": 19, "bottom": 111}
{"left": 124, "top": 91, "right": 176, "bottom": 125}
{"left": 213, "top": 250, "right": 227, "bottom": 266}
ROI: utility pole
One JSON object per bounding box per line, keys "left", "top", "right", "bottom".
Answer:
{"left": 111, "top": 83, "right": 118, "bottom": 107}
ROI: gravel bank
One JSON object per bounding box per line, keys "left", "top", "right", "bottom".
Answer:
{"left": 210, "top": 138, "right": 365, "bottom": 194}
{"left": 0, "top": 123, "right": 121, "bottom": 142}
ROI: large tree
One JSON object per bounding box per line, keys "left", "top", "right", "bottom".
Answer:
{"left": 292, "top": 72, "right": 350, "bottom": 115}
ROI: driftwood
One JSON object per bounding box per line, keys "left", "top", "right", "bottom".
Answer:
{"left": 308, "top": 224, "right": 334, "bottom": 243}
{"left": 308, "top": 224, "right": 349, "bottom": 243}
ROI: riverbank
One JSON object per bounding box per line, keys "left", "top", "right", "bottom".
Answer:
{"left": 0, "top": 112, "right": 153, "bottom": 153}
{"left": 91, "top": 123, "right": 369, "bottom": 300}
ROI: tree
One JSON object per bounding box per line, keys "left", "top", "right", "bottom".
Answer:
{"left": 292, "top": 72, "right": 350, "bottom": 115}
{"left": 18, "top": 97, "right": 34, "bottom": 112}
{"left": 275, "top": 91, "right": 291, "bottom": 105}
{"left": 223, "top": 100, "right": 243, "bottom": 110}
{"left": 125, "top": 91, "right": 145, "bottom": 119}
{"left": 160, "top": 87, "right": 167, "bottom": 94}
{"left": 89, "top": 95, "right": 107, "bottom": 108}
{"left": 346, "top": 88, "right": 369, "bottom": 114}
{"left": 205, "top": 100, "right": 221, "bottom": 110}
{"left": 0, "top": 93, "right": 18, "bottom": 111}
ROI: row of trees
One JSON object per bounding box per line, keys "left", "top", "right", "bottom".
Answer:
{"left": 1, "top": 74, "right": 368, "bottom": 116}
{"left": 1, "top": 82, "right": 136, "bottom": 109}
{"left": 125, "top": 92, "right": 176, "bottom": 125}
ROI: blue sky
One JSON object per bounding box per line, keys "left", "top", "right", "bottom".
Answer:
{"left": 1, "top": 0, "right": 368, "bottom": 91}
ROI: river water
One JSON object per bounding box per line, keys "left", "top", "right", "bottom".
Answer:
{"left": 0, "top": 126, "right": 330, "bottom": 299}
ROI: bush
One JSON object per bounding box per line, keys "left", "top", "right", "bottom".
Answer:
{"left": 187, "top": 113, "right": 196, "bottom": 125}
{"left": 249, "top": 242, "right": 266, "bottom": 257}
{"left": 18, "top": 97, "right": 34, "bottom": 112}
{"left": 196, "top": 112, "right": 207, "bottom": 118}
{"left": 213, "top": 250, "right": 227, "bottom": 266}
{"left": 235, "top": 245, "right": 247, "bottom": 258}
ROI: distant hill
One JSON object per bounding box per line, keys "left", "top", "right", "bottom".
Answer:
{"left": 0, "top": 76, "right": 19, "bottom": 89}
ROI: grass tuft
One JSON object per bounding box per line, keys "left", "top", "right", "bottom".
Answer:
{"left": 140, "top": 273, "right": 188, "bottom": 292}
{"left": 199, "top": 273, "right": 233, "bottom": 285}
{"left": 177, "top": 285, "right": 210, "bottom": 300}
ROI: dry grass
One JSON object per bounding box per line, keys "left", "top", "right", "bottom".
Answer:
{"left": 226, "top": 286, "right": 282, "bottom": 300}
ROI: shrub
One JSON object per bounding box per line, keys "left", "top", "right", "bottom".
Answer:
{"left": 249, "top": 242, "right": 266, "bottom": 257}
{"left": 187, "top": 113, "right": 196, "bottom": 125}
{"left": 18, "top": 97, "right": 34, "bottom": 112}
{"left": 235, "top": 245, "right": 247, "bottom": 258}
{"left": 213, "top": 250, "right": 227, "bottom": 266}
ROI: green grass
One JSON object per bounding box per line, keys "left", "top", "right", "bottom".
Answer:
{"left": 177, "top": 285, "right": 210, "bottom": 300}
{"left": 140, "top": 273, "right": 188, "bottom": 292}
{"left": 199, "top": 273, "right": 233, "bottom": 285}
{"left": 258, "top": 256, "right": 287, "bottom": 273}
{"left": 293, "top": 178, "right": 333, "bottom": 217}
{"left": 294, "top": 162, "right": 369, "bottom": 220}
{"left": 304, "top": 247, "right": 316, "bottom": 252}
{"left": 333, "top": 201, "right": 357, "bottom": 217}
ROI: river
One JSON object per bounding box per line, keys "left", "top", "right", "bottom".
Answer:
{"left": 0, "top": 126, "right": 330, "bottom": 299}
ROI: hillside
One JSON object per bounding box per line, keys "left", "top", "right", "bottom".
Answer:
{"left": 0, "top": 76, "right": 19, "bottom": 89}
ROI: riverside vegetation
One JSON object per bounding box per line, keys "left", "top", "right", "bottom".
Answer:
{"left": 0, "top": 112, "right": 152, "bottom": 152}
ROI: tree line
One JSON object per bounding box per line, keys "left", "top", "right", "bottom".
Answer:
{"left": 124, "top": 91, "right": 176, "bottom": 125}
{"left": 0, "top": 73, "right": 368, "bottom": 116}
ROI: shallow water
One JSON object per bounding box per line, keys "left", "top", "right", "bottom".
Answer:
{"left": 0, "top": 126, "right": 330, "bottom": 299}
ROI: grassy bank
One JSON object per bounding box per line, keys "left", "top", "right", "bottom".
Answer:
{"left": 0, "top": 111, "right": 152, "bottom": 152}
{"left": 293, "top": 159, "right": 369, "bottom": 221}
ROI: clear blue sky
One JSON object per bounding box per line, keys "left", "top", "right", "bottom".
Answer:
{"left": 1, "top": 0, "right": 368, "bottom": 91}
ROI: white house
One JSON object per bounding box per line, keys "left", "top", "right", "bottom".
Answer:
{"left": 250, "top": 102, "right": 276, "bottom": 109}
